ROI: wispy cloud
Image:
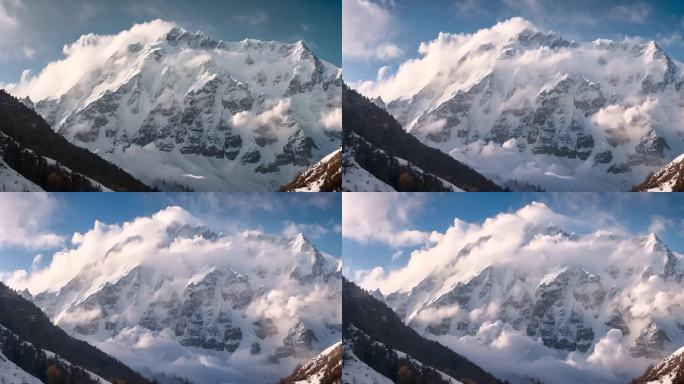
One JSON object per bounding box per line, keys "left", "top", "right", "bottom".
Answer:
{"left": 610, "top": 1, "right": 652, "bottom": 24}
{"left": 0, "top": 193, "right": 64, "bottom": 250}
{"left": 232, "top": 9, "right": 269, "bottom": 28}
{"left": 343, "top": 0, "right": 404, "bottom": 61}
{"left": 343, "top": 193, "right": 433, "bottom": 247}
{"left": 659, "top": 31, "right": 684, "bottom": 47}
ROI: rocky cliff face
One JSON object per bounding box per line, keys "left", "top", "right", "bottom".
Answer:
{"left": 632, "top": 345, "right": 684, "bottom": 384}
{"left": 359, "top": 17, "right": 684, "bottom": 191}
{"left": 279, "top": 341, "right": 342, "bottom": 384}
{"left": 23, "top": 23, "right": 341, "bottom": 191}
{"left": 634, "top": 153, "right": 684, "bottom": 191}
{"left": 280, "top": 148, "right": 342, "bottom": 192}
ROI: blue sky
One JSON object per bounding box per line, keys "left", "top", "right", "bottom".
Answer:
{"left": 343, "top": 0, "right": 684, "bottom": 84}
{"left": 343, "top": 193, "right": 684, "bottom": 276}
{"left": 0, "top": 193, "right": 341, "bottom": 274}
{"left": 0, "top": 0, "right": 341, "bottom": 84}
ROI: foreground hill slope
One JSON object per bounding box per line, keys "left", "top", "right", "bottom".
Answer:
{"left": 343, "top": 85, "right": 503, "bottom": 192}
{"left": 343, "top": 278, "right": 504, "bottom": 384}
{"left": 0, "top": 90, "right": 151, "bottom": 191}
{"left": 0, "top": 283, "right": 152, "bottom": 384}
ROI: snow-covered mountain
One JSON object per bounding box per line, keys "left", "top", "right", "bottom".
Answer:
{"left": 357, "top": 17, "right": 684, "bottom": 191}
{"left": 279, "top": 341, "right": 341, "bottom": 383}
{"left": 14, "top": 207, "right": 341, "bottom": 384}
{"left": 634, "top": 153, "right": 684, "bottom": 191}
{"left": 280, "top": 148, "right": 342, "bottom": 192}
{"left": 13, "top": 20, "right": 341, "bottom": 191}
{"left": 633, "top": 345, "right": 684, "bottom": 384}
{"left": 369, "top": 202, "right": 684, "bottom": 383}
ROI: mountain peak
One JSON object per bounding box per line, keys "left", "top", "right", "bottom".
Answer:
{"left": 290, "top": 232, "right": 314, "bottom": 252}
{"left": 165, "top": 26, "right": 218, "bottom": 49}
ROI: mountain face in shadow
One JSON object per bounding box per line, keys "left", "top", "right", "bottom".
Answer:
{"left": 343, "top": 85, "right": 503, "bottom": 192}
{"left": 0, "top": 90, "right": 152, "bottom": 191}
{"left": 0, "top": 283, "right": 154, "bottom": 384}
{"left": 343, "top": 278, "right": 506, "bottom": 384}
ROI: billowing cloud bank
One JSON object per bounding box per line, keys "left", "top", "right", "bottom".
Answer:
{"left": 6, "top": 19, "right": 175, "bottom": 100}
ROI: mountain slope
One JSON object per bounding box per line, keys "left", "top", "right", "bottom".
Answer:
{"left": 279, "top": 342, "right": 342, "bottom": 384}
{"left": 0, "top": 283, "right": 151, "bottom": 384}
{"left": 0, "top": 349, "right": 43, "bottom": 384}
{"left": 634, "top": 153, "right": 684, "bottom": 191}
{"left": 20, "top": 208, "right": 341, "bottom": 384}
{"left": 0, "top": 90, "right": 151, "bottom": 191}
{"left": 358, "top": 17, "right": 684, "bottom": 191}
{"left": 343, "top": 278, "right": 503, "bottom": 384}
{"left": 633, "top": 346, "right": 684, "bottom": 384}
{"left": 343, "top": 85, "right": 503, "bottom": 192}
{"left": 280, "top": 148, "right": 342, "bottom": 192}
{"left": 16, "top": 21, "right": 341, "bottom": 191}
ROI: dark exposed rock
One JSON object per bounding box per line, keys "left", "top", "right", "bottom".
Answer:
{"left": 627, "top": 130, "right": 670, "bottom": 166}
{"left": 255, "top": 163, "right": 279, "bottom": 173}
{"left": 630, "top": 320, "right": 671, "bottom": 358}
{"left": 605, "top": 311, "right": 630, "bottom": 335}
{"left": 254, "top": 318, "right": 279, "bottom": 339}
{"left": 594, "top": 150, "right": 613, "bottom": 164}
{"left": 240, "top": 150, "right": 261, "bottom": 164}
{"left": 607, "top": 163, "right": 631, "bottom": 174}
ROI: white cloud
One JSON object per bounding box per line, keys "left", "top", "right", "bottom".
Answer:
{"left": 0, "top": 0, "right": 28, "bottom": 63}
{"left": 355, "top": 17, "right": 540, "bottom": 101}
{"left": 391, "top": 250, "right": 403, "bottom": 261}
{"left": 282, "top": 221, "right": 330, "bottom": 239}
{"left": 0, "top": 0, "right": 18, "bottom": 32}
{"left": 31, "top": 254, "right": 42, "bottom": 270}
{"left": 647, "top": 215, "right": 673, "bottom": 234}
{"left": 376, "top": 65, "right": 390, "bottom": 81}
{"left": 319, "top": 107, "right": 342, "bottom": 131}
{"left": 343, "top": 0, "right": 403, "bottom": 61}
{"left": 232, "top": 9, "right": 269, "bottom": 27}
{"left": 356, "top": 201, "right": 577, "bottom": 293}
{"left": 5, "top": 19, "right": 175, "bottom": 100}
{"left": 453, "top": 0, "right": 486, "bottom": 16}
{"left": 0, "top": 193, "right": 64, "bottom": 250}
{"left": 502, "top": 0, "right": 597, "bottom": 26}
{"left": 342, "top": 193, "right": 433, "bottom": 248}
{"left": 659, "top": 32, "right": 684, "bottom": 47}
{"left": 610, "top": 1, "right": 652, "bottom": 23}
